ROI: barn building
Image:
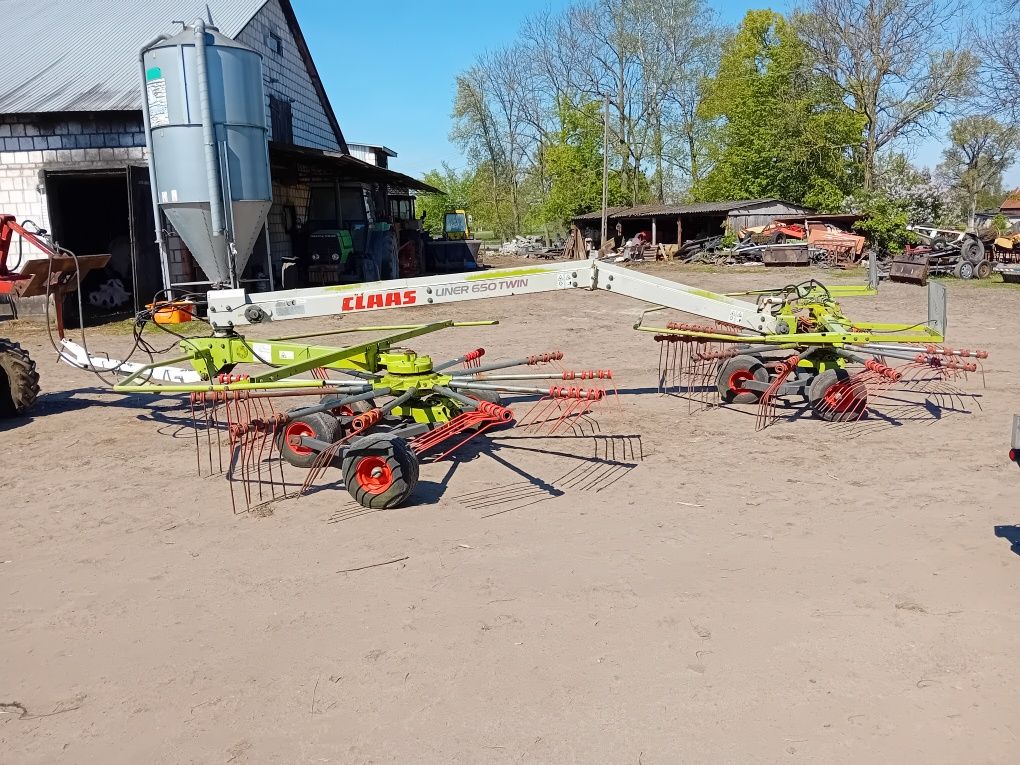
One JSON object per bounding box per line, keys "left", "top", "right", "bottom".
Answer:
{"left": 0, "top": 0, "right": 434, "bottom": 315}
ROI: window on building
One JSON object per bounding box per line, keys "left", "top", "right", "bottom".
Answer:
{"left": 269, "top": 96, "right": 293, "bottom": 144}
{"left": 266, "top": 31, "right": 283, "bottom": 55}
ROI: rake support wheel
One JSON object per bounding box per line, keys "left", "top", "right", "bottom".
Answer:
{"left": 808, "top": 368, "right": 866, "bottom": 422}
{"left": 0, "top": 339, "right": 40, "bottom": 418}
{"left": 277, "top": 411, "right": 341, "bottom": 468}
{"left": 342, "top": 433, "right": 419, "bottom": 509}
{"left": 717, "top": 354, "right": 769, "bottom": 404}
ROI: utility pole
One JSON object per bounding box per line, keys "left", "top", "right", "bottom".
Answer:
{"left": 600, "top": 95, "right": 609, "bottom": 249}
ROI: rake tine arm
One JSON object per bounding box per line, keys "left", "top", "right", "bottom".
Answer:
{"left": 433, "top": 348, "right": 486, "bottom": 372}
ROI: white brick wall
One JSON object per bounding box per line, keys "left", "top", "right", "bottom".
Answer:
{"left": 0, "top": 146, "right": 146, "bottom": 253}
{"left": 237, "top": 0, "right": 342, "bottom": 151}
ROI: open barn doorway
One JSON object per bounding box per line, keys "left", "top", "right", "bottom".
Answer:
{"left": 44, "top": 168, "right": 162, "bottom": 323}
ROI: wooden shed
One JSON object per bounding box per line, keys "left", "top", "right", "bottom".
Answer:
{"left": 573, "top": 198, "right": 814, "bottom": 247}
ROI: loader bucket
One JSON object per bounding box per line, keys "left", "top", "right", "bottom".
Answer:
{"left": 889, "top": 253, "right": 929, "bottom": 285}
{"left": 761, "top": 245, "right": 811, "bottom": 266}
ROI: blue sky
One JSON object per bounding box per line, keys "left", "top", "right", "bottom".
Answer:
{"left": 296, "top": 0, "right": 1017, "bottom": 187}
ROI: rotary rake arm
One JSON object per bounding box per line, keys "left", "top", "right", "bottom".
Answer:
{"left": 206, "top": 260, "right": 785, "bottom": 335}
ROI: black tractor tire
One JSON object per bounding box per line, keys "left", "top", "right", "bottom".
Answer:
{"left": 953, "top": 260, "right": 975, "bottom": 280}
{"left": 975, "top": 260, "right": 993, "bottom": 279}
{"left": 716, "top": 354, "right": 769, "bottom": 404}
{"left": 960, "top": 237, "right": 984, "bottom": 264}
{"left": 342, "top": 433, "right": 419, "bottom": 509}
{"left": 808, "top": 368, "right": 865, "bottom": 422}
{"left": 276, "top": 410, "right": 342, "bottom": 468}
{"left": 930, "top": 237, "right": 949, "bottom": 252}
{"left": 360, "top": 257, "right": 381, "bottom": 283}
{"left": 0, "top": 339, "right": 40, "bottom": 418}
{"left": 769, "top": 231, "right": 787, "bottom": 244}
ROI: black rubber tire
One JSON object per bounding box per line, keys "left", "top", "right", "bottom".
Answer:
{"left": 975, "top": 260, "right": 992, "bottom": 279}
{"left": 360, "top": 258, "right": 381, "bottom": 283}
{"left": 960, "top": 237, "right": 984, "bottom": 264}
{"left": 954, "top": 260, "right": 974, "bottom": 280}
{"left": 468, "top": 388, "right": 504, "bottom": 406}
{"left": 930, "top": 237, "right": 949, "bottom": 252}
{"left": 322, "top": 395, "right": 374, "bottom": 417}
{"left": 716, "top": 354, "right": 769, "bottom": 404}
{"left": 769, "top": 231, "right": 786, "bottom": 244}
{"left": 808, "top": 368, "right": 865, "bottom": 422}
{"left": 0, "top": 339, "right": 40, "bottom": 418}
{"left": 276, "top": 410, "right": 341, "bottom": 468}
{"left": 342, "top": 433, "right": 419, "bottom": 509}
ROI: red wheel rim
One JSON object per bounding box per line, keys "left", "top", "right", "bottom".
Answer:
{"left": 332, "top": 404, "right": 354, "bottom": 417}
{"left": 728, "top": 369, "right": 755, "bottom": 394}
{"left": 355, "top": 456, "right": 394, "bottom": 494}
{"left": 823, "top": 382, "right": 863, "bottom": 412}
{"left": 284, "top": 421, "right": 315, "bottom": 455}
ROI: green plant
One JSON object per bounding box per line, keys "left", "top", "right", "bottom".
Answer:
{"left": 849, "top": 193, "right": 912, "bottom": 253}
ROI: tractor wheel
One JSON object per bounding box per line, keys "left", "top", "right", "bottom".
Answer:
{"left": 769, "top": 231, "right": 787, "bottom": 244}
{"left": 277, "top": 411, "right": 341, "bottom": 468}
{"left": 0, "top": 339, "right": 40, "bottom": 418}
{"left": 930, "top": 237, "right": 949, "bottom": 252}
{"left": 716, "top": 354, "right": 769, "bottom": 404}
{"left": 808, "top": 368, "right": 866, "bottom": 422}
{"left": 342, "top": 433, "right": 419, "bottom": 509}
{"left": 953, "top": 260, "right": 975, "bottom": 280}
{"left": 960, "top": 237, "right": 984, "bottom": 264}
{"left": 975, "top": 260, "right": 993, "bottom": 279}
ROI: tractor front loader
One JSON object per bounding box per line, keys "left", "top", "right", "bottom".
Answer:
{"left": 0, "top": 214, "right": 108, "bottom": 419}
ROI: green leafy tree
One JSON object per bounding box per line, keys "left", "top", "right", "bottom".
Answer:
{"left": 691, "top": 10, "right": 863, "bottom": 207}
{"left": 541, "top": 100, "right": 630, "bottom": 227}
{"left": 416, "top": 164, "right": 473, "bottom": 237}
{"left": 847, "top": 192, "right": 914, "bottom": 253}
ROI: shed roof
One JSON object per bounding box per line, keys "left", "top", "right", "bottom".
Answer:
{"left": 0, "top": 0, "right": 268, "bottom": 113}
{"left": 573, "top": 199, "right": 807, "bottom": 222}
{"left": 268, "top": 142, "right": 442, "bottom": 193}
{"left": 1001, "top": 195, "right": 1020, "bottom": 212}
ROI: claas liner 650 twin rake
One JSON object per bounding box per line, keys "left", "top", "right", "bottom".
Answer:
{"left": 59, "top": 259, "right": 985, "bottom": 510}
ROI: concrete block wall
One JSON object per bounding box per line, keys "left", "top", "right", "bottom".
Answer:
{"left": 238, "top": 0, "right": 341, "bottom": 151}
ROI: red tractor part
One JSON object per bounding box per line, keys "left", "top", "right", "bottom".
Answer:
{"left": 0, "top": 214, "right": 110, "bottom": 337}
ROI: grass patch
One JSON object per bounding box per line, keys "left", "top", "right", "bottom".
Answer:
{"left": 932, "top": 274, "right": 1020, "bottom": 290}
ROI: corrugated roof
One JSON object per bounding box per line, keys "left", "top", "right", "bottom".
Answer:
{"left": 269, "top": 142, "right": 442, "bottom": 193}
{"left": 573, "top": 199, "right": 805, "bottom": 221}
{"left": 0, "top": 0, "right": 267, "bottom": 113}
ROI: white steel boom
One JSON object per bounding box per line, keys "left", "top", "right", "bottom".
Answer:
{"left": 206, "top": 260, "right": 781, "bottom": 335}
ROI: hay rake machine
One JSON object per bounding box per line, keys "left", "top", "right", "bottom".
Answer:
{"left": 60, "top": 319, "right": 616, "bottom": 511}
{"left": 641, "top": 280, "right": 988, "bottom": 430}
{"left": 54, "top": 258, "right": 985, "bottom": 510}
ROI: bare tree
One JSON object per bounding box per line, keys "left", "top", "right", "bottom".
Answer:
{"left": 796, "top": 0, "right": 978, "bottom": 189}
{"left": 976, "top": 1, "right": 1020, "bottom": 125}
{"left": 937, "top": 115, "right": 1018, "bottom": 227}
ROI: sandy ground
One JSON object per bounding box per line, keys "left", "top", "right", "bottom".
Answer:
{"left": 2, "top": 261, "right": 1019, "bottom": 764}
